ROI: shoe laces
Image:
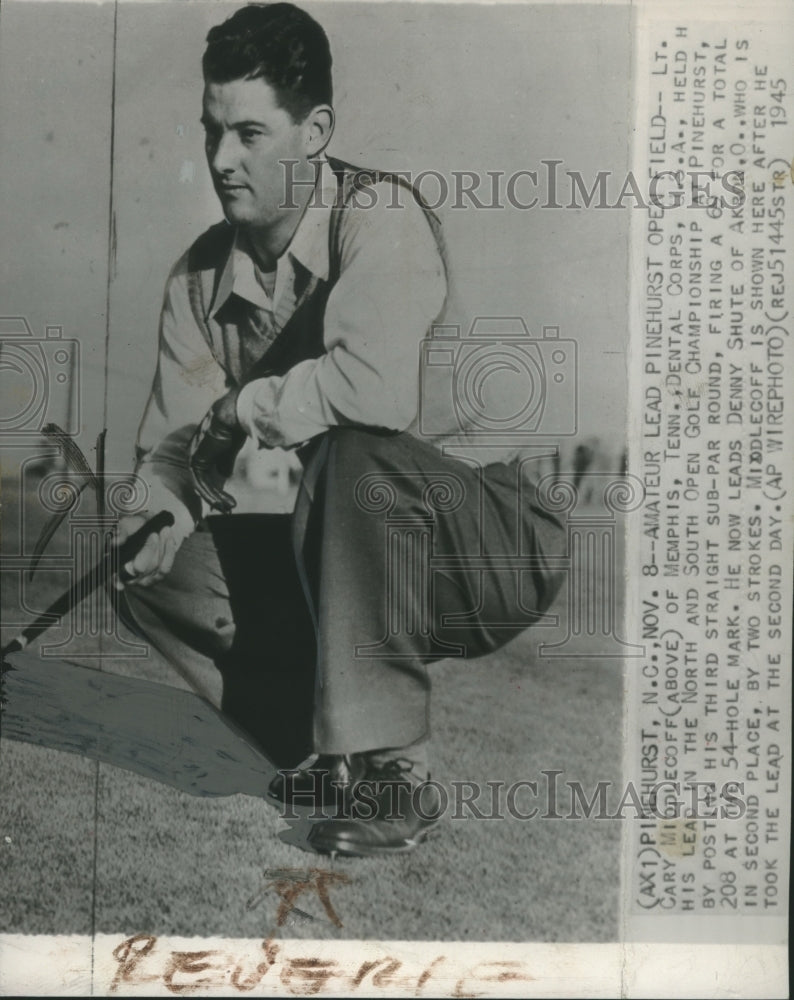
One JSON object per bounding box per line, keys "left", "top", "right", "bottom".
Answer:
{"left": 363, "top": 756, "right": 419, "bottom": 784}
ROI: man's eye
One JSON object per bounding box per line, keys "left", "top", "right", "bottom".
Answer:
{"left": 240, "top": 129, "right": 262, "bottom": 143}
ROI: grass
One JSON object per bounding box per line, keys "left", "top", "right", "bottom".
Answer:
{"left": 0, "top": 468, "right": 623, "bottom": 942}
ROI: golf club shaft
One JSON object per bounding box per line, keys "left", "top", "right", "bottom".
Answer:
{"left": 1, "top": 510, "right": 175, "bottom": 658}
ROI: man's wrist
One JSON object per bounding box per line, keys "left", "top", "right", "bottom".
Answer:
{"left": 236, "top": 381, "right": 259, "bottom": 438}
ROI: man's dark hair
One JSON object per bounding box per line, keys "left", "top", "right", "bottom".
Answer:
{"left": 203, "top": 3, "right": 333, "bottom": 122}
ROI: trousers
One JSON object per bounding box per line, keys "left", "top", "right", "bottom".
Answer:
{"left": 122, "top": 427, "right": 566, "bottom": 767}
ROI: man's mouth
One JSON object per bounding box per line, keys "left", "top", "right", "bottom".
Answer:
{"left": 218, "top": 182, "right": 248, "bottom": 194}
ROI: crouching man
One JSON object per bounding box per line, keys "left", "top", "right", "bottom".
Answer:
{"left": 115, "top": 2, "right": 565, "bottom": 857}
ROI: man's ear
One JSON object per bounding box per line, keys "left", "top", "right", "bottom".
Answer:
{"left": 304, "top": 105, "right": 334, "bottom": 155}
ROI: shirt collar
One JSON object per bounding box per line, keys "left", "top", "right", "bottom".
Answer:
{"left": 210, "top": 156, "right": 338, "bottom": 318}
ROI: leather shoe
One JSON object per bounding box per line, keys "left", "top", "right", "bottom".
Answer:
{"left": 307, "top": 757, "right": 443, "bottom": 857}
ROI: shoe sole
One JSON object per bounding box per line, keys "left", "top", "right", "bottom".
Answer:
{"left": 308, "top": 821, "right": 439, "bottom": 858}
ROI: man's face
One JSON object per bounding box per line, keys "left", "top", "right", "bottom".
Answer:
{"left": 201, "top": 77, "right": 312, "bottom": 230}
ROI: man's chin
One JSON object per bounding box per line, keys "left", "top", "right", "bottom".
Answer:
{"left": 220, "top": 200, "right": 272, "bottom": 227}
{"left": 219, "top": 200, "right": 246, "bottom": 222}
{"left": 221, "top": 209, "right": 276, "bottom": 233}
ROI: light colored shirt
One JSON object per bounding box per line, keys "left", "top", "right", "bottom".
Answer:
{"left": 135, "top": 157, "right": 447, "bottom": 544}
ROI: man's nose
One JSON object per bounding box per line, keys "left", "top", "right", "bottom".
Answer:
{"left": 209, "top": 132, "right": 239, "bottom": 174}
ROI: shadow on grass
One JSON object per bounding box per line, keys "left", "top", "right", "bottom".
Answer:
{"left": 2, "top": 650, "right": 280, "bottom": 799}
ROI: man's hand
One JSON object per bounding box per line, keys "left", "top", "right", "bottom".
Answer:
{"left": 111, "top": 514, "right": 178, "bottom": 589}
{"left": 188, "top": 386, "right": 245, "bottom": 514}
